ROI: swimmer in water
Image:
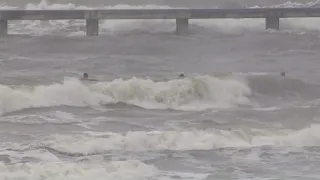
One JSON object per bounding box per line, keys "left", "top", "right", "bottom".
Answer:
{"left": 179, "top": 73, "right": 185, "bottom": 78}
{"left": 280, "top": 72, "right": 286, "bottom": 76}
{"left": 80, "top": 73, "right": 98, "bottom": 81}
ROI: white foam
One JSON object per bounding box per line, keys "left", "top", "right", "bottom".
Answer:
{"left": 15, "top": 124, "right": 320, "bottom": 154}
{"left": 0, "top": 111, "right": 81, "bottom": 124}
{"left": 0, "top": 149, "right": 60, "bottom": 163}
{"left": 0, "top": 160, "right": 158, "bottom": 180}
{"left": 100, "top": 75, "right": 251, "bottom": 110}
{"left": 162, "top": 171, "right": 210, "bottom": 180}
{"left": 268, "top": 1, "right": 320, "bottom": 8}
{"left": 0, "top": 111, "right": 102, "bottom": 129}
{"left": 252, "top": 106, "right": 280, "bottom": 111}
{"left": 0, "top": 75, "right": 252, "bottom": 114}
{"left": 2, "top": 1, "right": 320, "bottom": 36}
{"left": 0, "top": 78, "right": 113, "bottom": 114}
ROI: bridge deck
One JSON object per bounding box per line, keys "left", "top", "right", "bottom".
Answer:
{"left": 0, "top": 8, "right": 319, "bottom": 20}
{"left": 0, "top": 8, "right": 319, "bottom": 36}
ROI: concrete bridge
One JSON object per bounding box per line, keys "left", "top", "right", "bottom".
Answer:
{"left": 0, "top": 8, "right": 320, "bottom": 36}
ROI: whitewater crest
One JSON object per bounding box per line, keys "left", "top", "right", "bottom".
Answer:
{"left": 0, "top": 75, "right": 252, "bottom": 114}
{"left": 0, "top": 160, "right": 159, "bottom": 180}
{"left": 6, "top": 124, "right": 320, "bottom": 155}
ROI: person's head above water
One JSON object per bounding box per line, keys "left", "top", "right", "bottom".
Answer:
{"left": 179, "top": 73, "right": 185, "bottom": 78}
{"left": 81, "top": 73, "right": 98, "bottom": 81}
{"left": 83, "top": 73, "right": 88, "bottom": 79}
{"left": 280, "top": 72, "right": 286, "bottom": 76}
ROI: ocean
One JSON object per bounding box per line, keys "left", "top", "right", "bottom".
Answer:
{"left": 1, "top": 0, "right": 320, "bottom": 179}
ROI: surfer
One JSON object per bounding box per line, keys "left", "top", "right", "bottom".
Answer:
{"left": 80, "top": 73, "right": 98, "bottom": 81}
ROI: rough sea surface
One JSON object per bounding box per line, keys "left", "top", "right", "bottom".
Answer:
{"left": 1, "top": 0, "right": 320, "bottom": 179}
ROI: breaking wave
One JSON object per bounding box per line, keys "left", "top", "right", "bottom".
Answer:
{"left": 0, "top": 75, "right": 252, "bottom": 114}
{"left": 5, "top": 124, "right": 320, "bottom": 155}
{"left": 0, "top": 160, "right": 159, "bottom": 180}
{"left": 2, "top": 73, "right": 320, "bottom": 114}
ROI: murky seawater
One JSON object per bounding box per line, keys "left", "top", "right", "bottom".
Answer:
{"left": 0, "top": 0, "right": 320, "bottom": 179}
